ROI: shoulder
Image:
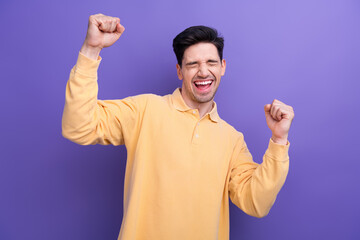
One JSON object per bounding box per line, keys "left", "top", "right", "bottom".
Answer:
{"left": 219, "top": 118, "right": 244, "bottom": 138}
{"left": 124, "top": 92, "right": 174, "bottom": 112}
{"left": 104, "top": 92, "right": 172, "bottom": 108}
{"left": 139, "top": 93, "right": 172, "bottom": 106}
{"left": 130, "top": 92, "right": 170, "bottom": 101}
{"left": 121, "top": 93, "right": 162, "bottom": 105}
{"left": 216, "top": 118, "right": 247, "bottom": 151}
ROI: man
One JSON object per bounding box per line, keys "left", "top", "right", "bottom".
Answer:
{"left": 62, "top": 13, "right": 294, "bottom": 240}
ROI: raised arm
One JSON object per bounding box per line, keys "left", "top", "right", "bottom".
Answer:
{"left": 62, "top": 14, "right": 133, "bottom": 145}
{"left": 229, "top": 100, "right": 294, "bottom": 217}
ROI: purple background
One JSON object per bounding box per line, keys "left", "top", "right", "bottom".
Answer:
{"left": 1, "top": 0, "right": 359, "bottom": 239}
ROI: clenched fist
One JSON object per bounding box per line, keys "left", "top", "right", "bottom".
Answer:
{"left": 80, "top": 14, "right": 125, "bottom": 59}
{"left": 264, "top": 99, "right": 295, "bottom": 145}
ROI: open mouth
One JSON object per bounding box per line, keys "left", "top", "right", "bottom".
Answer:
{"left": 193, "top": 80, "right": 214, "bottom": 91}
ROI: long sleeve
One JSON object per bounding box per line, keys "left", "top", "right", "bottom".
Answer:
{"left": 62, "top": 53, "right": 143, "bottom": 146}
{"left": 228, "top": 135, "right": 289, "bottom": 218}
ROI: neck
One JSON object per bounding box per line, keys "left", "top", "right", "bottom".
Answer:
{"left": 180, "top": 89, "right": 214, "bottom": 118}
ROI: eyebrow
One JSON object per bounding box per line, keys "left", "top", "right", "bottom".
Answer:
{"left": 185, "top": 59, "right": 219, "bottom": 66}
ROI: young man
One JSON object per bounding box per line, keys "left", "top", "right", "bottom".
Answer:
{"left": 62, "top": 14, "right": 294, "bottom": 240}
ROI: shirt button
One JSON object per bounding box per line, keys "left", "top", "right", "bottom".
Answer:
{"left": 193, "top": 110, "right": 196, "bottom": 114}
{"left": 195, "top": 134, "right": 199, "bottom": 138}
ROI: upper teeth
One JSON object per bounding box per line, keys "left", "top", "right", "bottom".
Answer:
{"left": 196, "top": 81, "right": 212, "bottom": 85}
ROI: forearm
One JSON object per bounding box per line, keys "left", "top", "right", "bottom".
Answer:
{"left": 229, "top": 139, "right": 289, "bottom": 218}
{"left": 250, "top": 140, "right": 289, "bottom": 217}
{"left": 62, "top": 52, "right": 102, "bottom": 145}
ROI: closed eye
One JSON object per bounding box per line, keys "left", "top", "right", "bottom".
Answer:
{"left": 185, "top": 59, "right": 220, "bottom": 68}
{"left": 185, "top": 62, "right": 199, "bottom": 69}
{"left": 207, "top": 60, "right": 219, "bottom": 66}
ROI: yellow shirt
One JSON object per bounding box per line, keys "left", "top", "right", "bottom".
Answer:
{"left": 62, "top": 53, "right": 290, "bottom": 240}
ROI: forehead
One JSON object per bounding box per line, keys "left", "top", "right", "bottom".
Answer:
{"left": 183, "top": 42, "right": 219, "bottom": 62}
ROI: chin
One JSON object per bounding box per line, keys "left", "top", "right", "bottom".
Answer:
{"left": 194, "top": 94, "right": 215, "bottom": 103}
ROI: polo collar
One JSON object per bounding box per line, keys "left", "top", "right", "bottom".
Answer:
{"left": 171, "top": 88, "right": 220, "bottom": 123}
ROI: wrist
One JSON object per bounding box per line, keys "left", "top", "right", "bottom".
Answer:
{"left": 271, "top": 135, "right": 288, "bottom": 145}
{"left": 80, "top": 43, "right": 102, "bottom": 60}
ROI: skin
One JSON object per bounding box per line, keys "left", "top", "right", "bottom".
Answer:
{"left": 80, "top": 13, "right": 125, "bottom": 59}
{"left": 176, "top": 42, "right": 226, "bottom": 118}
{"left": 80, "top": 14, "right": 295, "bottom": 145}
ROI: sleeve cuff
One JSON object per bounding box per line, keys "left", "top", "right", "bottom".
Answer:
{"left": 265, "top": 138, "right": 290, "bottom": 162}
{"left": 74, "top": 52, "right": 102, "bottom": 77}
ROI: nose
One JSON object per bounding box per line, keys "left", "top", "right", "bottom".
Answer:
{"left": 198, "top": 63, "right": 209, "bottom": 78}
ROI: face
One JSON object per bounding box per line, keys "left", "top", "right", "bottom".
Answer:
{"left": 176, "top": 42, "right": 226, "bottom": 108}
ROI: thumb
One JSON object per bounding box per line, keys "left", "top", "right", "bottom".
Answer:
{"left": 264, "top": 104, "right": 273, "bottom": 122}
{"left": 116, "top": 23, "right": 125, "bottom": 34}
{"left": 264, "top": 104, "right": 271, "bottom": 113}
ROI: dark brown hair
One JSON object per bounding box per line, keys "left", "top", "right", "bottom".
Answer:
{"left": 172, "top": 26, "right": 224, "bottom": 67}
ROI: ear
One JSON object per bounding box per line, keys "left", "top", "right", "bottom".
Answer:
{"left": 221, "top": 59, "right": 226, "bottom": 76}
{"left": 176, "top": 64, "right": 183, "bottom": 80}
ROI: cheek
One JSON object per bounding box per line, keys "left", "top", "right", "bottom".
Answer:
{"left": 210, "top": 68, "right": 222, "bottom": 78}
{"left": 183, "top": 71, "right": 196, "bottom": 82}
{"left": 220, "top": 68, "right": 225, "bottom": 76}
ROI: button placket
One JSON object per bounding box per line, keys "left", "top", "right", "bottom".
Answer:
{"left": 192, "top": 120, "right": 201, "bottom": 144}
{"left": 189, "top": 109, "right": 201, "bottom": 144}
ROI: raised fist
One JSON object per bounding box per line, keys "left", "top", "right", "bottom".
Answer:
{"left": 264, "top": 99, "right": 295, "bottom": 145}
{"left": 81, "top": 14, "right": 125, "bottom": 59}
